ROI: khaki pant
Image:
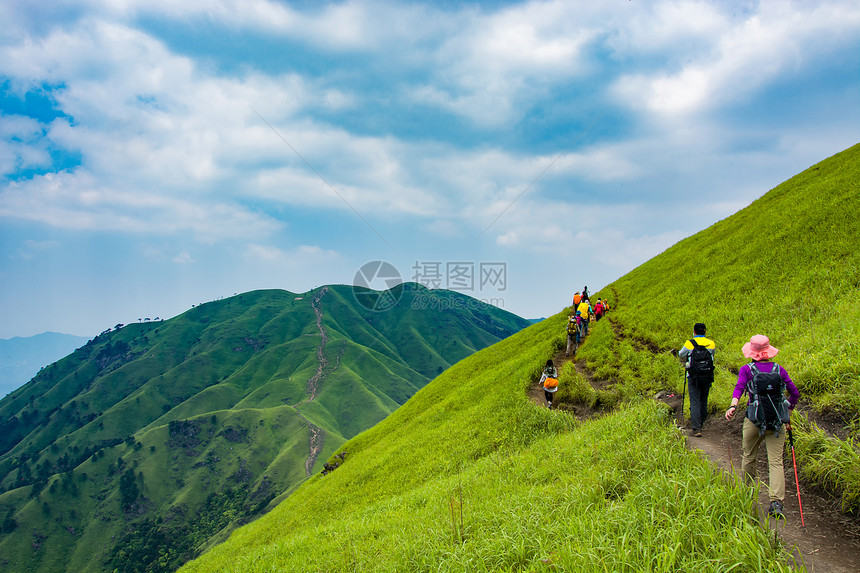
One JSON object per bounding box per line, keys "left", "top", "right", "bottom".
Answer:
{"left": 741, "top": 417, "right": 786, "bottom": 501}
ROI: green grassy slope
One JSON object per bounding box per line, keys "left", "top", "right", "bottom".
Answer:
{"left": 0, "top": 284, "right": 529, "bottom": 573}
{"left": 177, "top": 143, "right": 859, "bottom": 573}
{"left": 178, "top": 312, "right": 792, "bottom": 573}
{"left": 596, "top": 142, "right": 860, "bottom": 511}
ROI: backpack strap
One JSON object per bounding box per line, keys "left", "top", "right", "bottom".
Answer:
{"left": 689, "top": 338, "right": 699, "bottom": 348}
{"left": 746, "top": 363, "right": 759, "bottom": 395}
{"left": 771, "top": 363, "right": 785, "bottom": 393}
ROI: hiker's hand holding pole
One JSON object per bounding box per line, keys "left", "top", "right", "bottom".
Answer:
{"left": 725, "top": 399, "right": 739, "bottom": 421}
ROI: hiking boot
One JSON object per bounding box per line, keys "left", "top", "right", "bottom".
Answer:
{"left": 547, "top": 401, "right": 552, "bottom": 409}
{"left": 768, "top": 500, "right": 784, "bottom": 518}
{"left": 690, "top": 430, "right": 702, "bottom": 437}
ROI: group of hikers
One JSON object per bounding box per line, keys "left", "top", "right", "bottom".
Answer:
{"left": 679, "top": 322, "right": 800, "bottom": 519}
{"left": 565, "top": 286, "right": 608, "bottom": 357}
{"left": 540, "top": 305, "right": 802, "bottom": 520}
{"left": 538, "top": 286, "right": 609, "bottom": 410}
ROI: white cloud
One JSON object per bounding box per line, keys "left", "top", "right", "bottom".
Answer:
{"left": 172, "top": 251, "right": 194, "bottom": 264}
{"left": 496, "top": 231, "right": 518, "bottom": 246}
{"left": 1, "top": 0, "right": 858, "bottom": 339}
{"left": 612, "top": 1, "right": 860, "bottom": 118}
{"left": 0, "top": 18, "right": 365, "bottom": 239}
{"left": 1, "top": 170, "right": 282, "bottom": 240}
{"left": 607, "top": 1, "right": 730, "bottom": 55}
{"left": 411, "top": 1, "right": 597, "bottom": 126}
{"left": 0, "top": 114, "right": 51, "bottom": 176}
{"left": 3, "top": 0, "right": 855, "bottom": 245}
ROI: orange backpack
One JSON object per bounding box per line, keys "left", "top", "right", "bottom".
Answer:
{"left": 543, "top": 377, "right": 559, "bottom": 389}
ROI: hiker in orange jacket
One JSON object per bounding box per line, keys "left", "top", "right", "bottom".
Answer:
{"left": 539, "top": 359, "right": 559, "bottom": 409}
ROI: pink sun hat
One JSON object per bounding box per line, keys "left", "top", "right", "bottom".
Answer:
{"left": 742, "top": 334, "right": 779, "bottom": 361}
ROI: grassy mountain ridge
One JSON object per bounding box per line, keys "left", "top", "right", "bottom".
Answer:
{"left": 177, "top": 143, "right": 858, "bottom": 572}
{"left": 0, "top": 283, "right": 530, "bottom": 573}
{"left": 596, "top": 141, "right": 860, "bottom": 512}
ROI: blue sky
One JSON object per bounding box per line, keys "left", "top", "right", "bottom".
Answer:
{"left": 1, "top": 0, "right": 858, "bottom": 338}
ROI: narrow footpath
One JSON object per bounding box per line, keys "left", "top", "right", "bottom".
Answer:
{"left": 292, "top": 286, "right": 330, "bottom": 476}
{"left": 529, "top": 311, "right": 860, "bottom": 573}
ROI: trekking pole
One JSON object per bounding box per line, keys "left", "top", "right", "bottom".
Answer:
{"left": 787, "top": 426, "right": 805, "bottom": 527}
{"left": 680, "top": 368, "right": 687, "bottom": 420}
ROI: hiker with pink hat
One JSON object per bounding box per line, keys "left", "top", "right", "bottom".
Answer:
{"left": 725, "top": 334, "right": 800, "bottom": 519}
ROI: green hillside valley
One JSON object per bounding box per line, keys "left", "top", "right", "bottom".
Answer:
{"left": 0, "top": 284, "right": 530, "bottom": 573}
{"left": 172, "top": 143, "right": 860, "bottom": 573}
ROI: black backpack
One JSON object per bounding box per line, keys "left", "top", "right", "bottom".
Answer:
{"left": 746, "top": 363, "right": 791, "bottom": 436}
{"left": 687, "top": 339, "right": 714, "bottom": 381}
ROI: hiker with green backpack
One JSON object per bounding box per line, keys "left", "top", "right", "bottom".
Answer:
{"left": 565, "top": 314, "right": 579, "bottom": 356}
{"left": 725, "top": 334, "right": 800, "bottom": 518}
{"left": 678, "top": 323, "right": 716, "bottom": 437}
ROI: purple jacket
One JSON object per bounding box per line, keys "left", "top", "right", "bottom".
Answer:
{"left": 732, "top": 361, "right": 800, "bottom": 408}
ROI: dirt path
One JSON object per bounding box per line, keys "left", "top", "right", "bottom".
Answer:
{"left": 306, "top": 286, "right": 330, "bottom": 400}
{"left": 294, "top": 287, "right": 331, "bottom": 476}
{"left": 666, "top": 399, "right": 860, "bottom": 572}
{"left": 304, "top": 425, "right": 324, "bottom": 477}
{"left": 530, "top": 313, "right": 860, "bottom": 572}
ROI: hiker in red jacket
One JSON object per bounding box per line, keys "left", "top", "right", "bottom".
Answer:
{"left": 594, "top": 299, "right": 605, "bottom": 321}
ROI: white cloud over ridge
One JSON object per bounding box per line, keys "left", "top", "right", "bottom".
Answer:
{"left": 0, "top": 0, "right": 858, "bottom": 336}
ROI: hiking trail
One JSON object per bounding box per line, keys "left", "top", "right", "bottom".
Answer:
{"left": 291, "top": 287, "right": 331, "bottom": 476}
{"left": 529, "top": 308, "right": 860, "bottom": 572}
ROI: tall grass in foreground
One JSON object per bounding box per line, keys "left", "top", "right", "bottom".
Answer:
{"left": 181, "top": 401, "right": 798, "bottom": 573}
{"left": 793, "top": 416, "right": 860, "bottom": 513}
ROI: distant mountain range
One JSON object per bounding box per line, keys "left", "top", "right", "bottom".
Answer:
{"left": 0, "top": 333, "right": 89, "bottom": 398}
{"left": 0, "top": 283, "right": 530, "bottom": 573}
